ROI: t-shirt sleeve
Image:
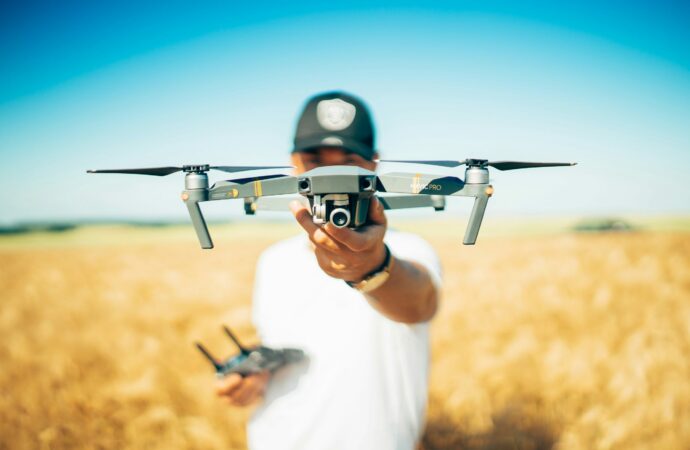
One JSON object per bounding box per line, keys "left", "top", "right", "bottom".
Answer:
{"left": 386, "top": 231, "right": 443, "bottom": 290}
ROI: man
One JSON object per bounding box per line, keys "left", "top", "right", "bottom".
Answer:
{"left": 216, "top": 92, "right": 442, "bottom": 450}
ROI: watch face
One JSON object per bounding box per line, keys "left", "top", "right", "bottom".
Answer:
{"left": 348, "top": 244, "right": 393, "bottom": 293}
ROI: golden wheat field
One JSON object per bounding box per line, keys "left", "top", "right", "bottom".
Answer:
{"left": 1, "top": 219, "right": 689, "bottom": 450}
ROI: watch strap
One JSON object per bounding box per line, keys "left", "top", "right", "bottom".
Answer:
{"left": 345, "top": 244, "right": 393, "bottom": 292}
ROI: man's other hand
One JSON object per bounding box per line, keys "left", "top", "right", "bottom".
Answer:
{"left": 215, "top": 371, "right": 270, "bottom": 407}
{"left": 290, "top": 196, "right": 387, "bottom": 283}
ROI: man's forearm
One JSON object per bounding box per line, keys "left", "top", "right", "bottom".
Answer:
{"left": 290, "top": 199, "right": 439, "bottom": 323}
{"left": 365, "top": 256, "right": 438, "bottom": 324}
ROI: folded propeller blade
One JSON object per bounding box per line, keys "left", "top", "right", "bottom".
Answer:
{"left": 211, "top": 165, "right": 293, "bottom": 173}
{"left": 87, "top": 165, "right": 294, "bottom": 176}
{"left": 487, "top": 161, "right": 577, "bottom": 171}
{"left": 379, "top": 159, "right": 465, "bottom": 168}
{"left": 379, "top": 159, "right": 577, "bottom": 171}
{"left": 87, "top": 166, "right": 182, "bottom": 176}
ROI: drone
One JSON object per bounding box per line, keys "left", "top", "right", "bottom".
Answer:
{"left": 87, "top": 158, "right": 576, "bottom": 248}
{"left": 195, "top": 325, "right": 304, "bottom": 377}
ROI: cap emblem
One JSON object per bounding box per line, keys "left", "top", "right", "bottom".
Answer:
{"left": 316, "top": 98, "right": 356, "bottom": 131}
{"left": 320, "top": 136, "right": 344, "bottom": 146}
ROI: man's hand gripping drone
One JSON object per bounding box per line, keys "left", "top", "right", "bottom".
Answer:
{"left": 87, "top": 158, "right": 576, "bottom": 248}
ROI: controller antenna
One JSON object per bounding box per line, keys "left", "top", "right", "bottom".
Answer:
{"left": 195, "top": 342, "right": 223, "bottom": 371}
{"left": 223, "top": 326, "right": 250, "bottom": 355}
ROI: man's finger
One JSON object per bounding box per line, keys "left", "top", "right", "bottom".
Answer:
{"left": 368, "top": 196, "right": 387, "bottom": 226}
{"left": 291, "top": 201, "right": 344, "bottom": 252}
{"left": 313, "top": 246, "right": 350, "bottom": 271}
{"left": 311, "top": 227, "right": 345, "bottom": 252}
{"left": 324, "top": 223, "right": 381, "bottom": 252}
{"left": 290, "top": 201, "right": 319, "bottom": 235}
{"left": 232, "top": 378, "right": 263, "bottom": 405}
{"left": 324, "top": 198, "right": 386, "bottom": 251}
{"left": 227, "top": 371, "right": 269, "bottom": 407}
{"left": 215, "top": 373, "right": 243, "bottom": 396}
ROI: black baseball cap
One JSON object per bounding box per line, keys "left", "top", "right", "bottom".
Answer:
{"left": 292, "top": 91, "right": 376, "bottom": 161}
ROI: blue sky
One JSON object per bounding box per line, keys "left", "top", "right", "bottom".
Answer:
{"left": 1, "top": 1, "right": 689, "bottom": 224}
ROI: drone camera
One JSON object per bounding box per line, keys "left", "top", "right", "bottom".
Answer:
{"left": 310, "top": 193, "right": 357, "bottom": 227}
{"left": 330, "top": 208, "right": 351, "bottom": 228}
{"left": 312, "top": 203, "right": 324, "bottom": 222}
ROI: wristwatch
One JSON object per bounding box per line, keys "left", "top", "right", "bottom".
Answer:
{"left": 345, "top": 244, "right": 394, "bottom": 293}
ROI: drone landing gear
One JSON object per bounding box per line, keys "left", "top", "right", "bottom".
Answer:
{"left": 463, "top": 192, "right": 490, "bottom": 245}
{"left": 461, "top": 167, "right": 493, "bottom": 245}
{"left": 181, "top": 172, "right": 213, "bottom": 249}
{"left": 184, "top": 198, "right": 213, "bottom": 249}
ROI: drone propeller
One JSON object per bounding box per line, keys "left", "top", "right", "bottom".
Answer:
{"left": 87, "top": 166, "right": 183, "bottom": 176}
{"left": 379, "top": 159, "right": 576, "bottom": 171}
{"left": 484, "top": 161, "right": 577, "bottom": 171}
{"left": 212, "top": 165, "right": 294, "bottom": 174}
{"left": 379, "top": 159, "right": 465, "bottom": 168}
{"left": 87, "top": 164, "right": 293, "bottom": 176}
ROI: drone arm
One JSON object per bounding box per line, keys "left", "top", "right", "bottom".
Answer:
{"left": 376, "top": 172, "right": 465, "bottom": 196}
{"left": 209, "top": 176, "right": 298, "bottom": 200}
{"left": 378, "top": 172, "right": 493, "bottom": 245}
{"left": 244, "top": 196, "right": 308, "bottom": 214}
{"left": 179, "top": 176, "right": 298, "bottom": 250}
{"left": 378, "top": 195, "right": 445, "bottom": 211}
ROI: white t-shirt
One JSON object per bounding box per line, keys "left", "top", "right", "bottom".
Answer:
{"left": 248, "top": 229, "right": 442, "bottom": 450}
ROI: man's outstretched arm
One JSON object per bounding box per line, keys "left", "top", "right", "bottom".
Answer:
{"left": 290, "top": 197, "right": 439, "bottom": 324}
